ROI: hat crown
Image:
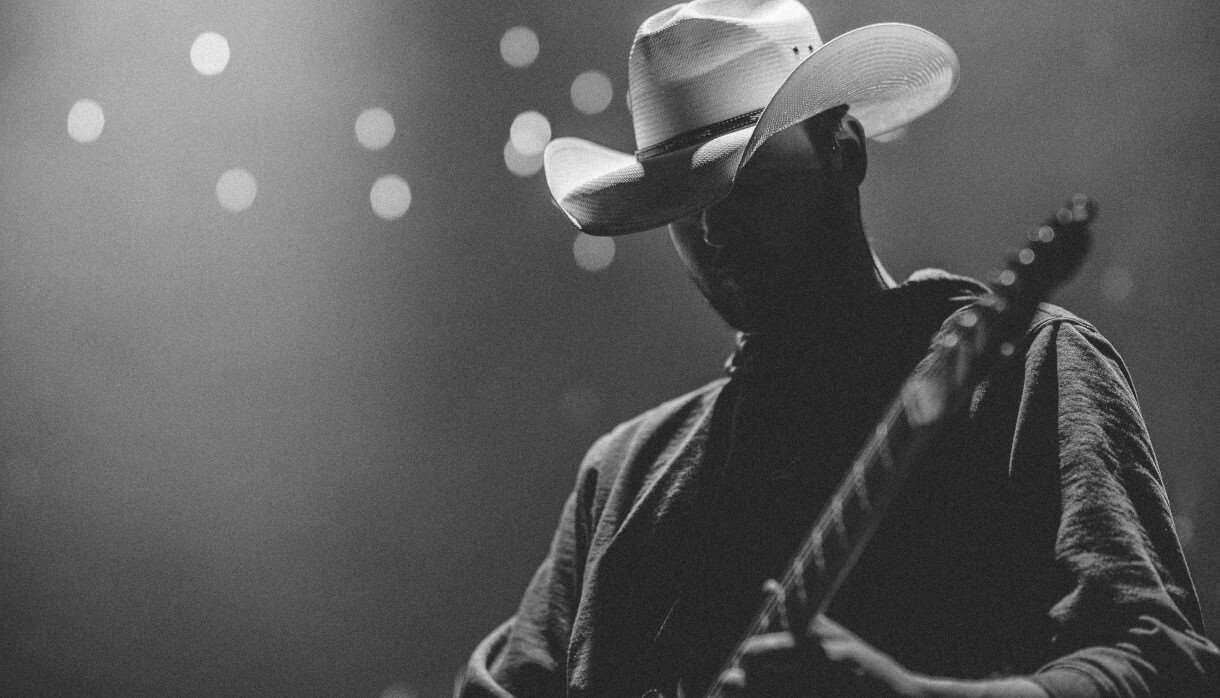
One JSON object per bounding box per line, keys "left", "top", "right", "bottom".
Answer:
{"left": 628, "top": 0, "right": 822, "bottom": 151}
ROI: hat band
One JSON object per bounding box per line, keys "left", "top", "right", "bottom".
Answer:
{"left": 634, "top": 108, "right": 764, "bottom": 162}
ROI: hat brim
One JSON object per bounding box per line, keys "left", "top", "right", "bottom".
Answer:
{"left": 544, "top": 22, "right": 960, "bottom": 236}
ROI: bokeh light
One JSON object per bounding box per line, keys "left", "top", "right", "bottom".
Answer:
{"left": 509, "top": 111, "right": 551, "bottom": 157}
{"left": 66, "top": 98, "right": 105, "bottom": 143}
{"left": 570, "top": 70, "right": 614, "bottom": 115}
{"left": 573, "top": 232, "right": 615, "bottom": 272}
{"left": 503, "top": 139, "right": 543, "bottom": 177}
{"left": 370, "top": 174, "right": 412, "bottom": 221}
{"left": 500, "top": 26, "right": 540, "bottom": 68}
{"left": 190, "top": 32, "right": 231, "bottom": 76}
{"left": 215, "top": 168, "right": 257, "bottom": 212}
{"left": 355, "top": 107, "right": 396, "bottom": 150}
{"left": 1100, "top": 264, "right": 1134, "bottom": 303}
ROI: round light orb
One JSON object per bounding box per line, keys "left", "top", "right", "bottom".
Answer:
{"left": 215, "top": 168, "right": 257, "bottom": 212}
{"left": 503, "top": 139, "right": 543, "bottom": 177}
{"left": 509, "top": 111, "right": 551, "bottom": 157}
{"left": 191, "top": 32, "right": 231, "bottom": 76}
{"left": 500, "top": 26, "right": 539, "bottom": 68}
{"left": 370, "top": 174, "right": 412, "bottom": 221}
{"left": 573, "top": 233, "right": 615, "bottom": 272}
{"left": 355, "top": 107, "right": 395, "bottom": 150}
{"left": 570, "top": 70, "right": 614, "bottom": 115}
{"left": 67, "top": 99, "right": 105, "bottom": 143}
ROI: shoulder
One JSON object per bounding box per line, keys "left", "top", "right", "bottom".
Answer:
{"left": 563, "top": 377, "right": 728, "bottom": 529}
{"left": 962, "top": 302, "right": 1143, "bottom": 441}
{"left": 577, "top": 377, "right": 727, "bottom": 482}
{"left": 1028, "top": 302, "right": 1094, "bottom": 332}
{"left": 1022, "top": 303, "right": 1137, "bottom": 394}
{"left": 946, "top": 299, "right": 1100, "bottom": 339}
{"left": 945, "top": 299, "right": 1133, "bottom": 390}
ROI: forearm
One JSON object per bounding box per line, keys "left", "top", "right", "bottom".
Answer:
{"left": 911, "top": 675, "right": 1048, "bottom": 698}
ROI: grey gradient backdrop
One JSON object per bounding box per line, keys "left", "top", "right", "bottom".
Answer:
{"left": 0, "top": 1, "right": 1217, "bottom": 695}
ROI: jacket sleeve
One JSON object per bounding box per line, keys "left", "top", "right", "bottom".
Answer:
{"left": 1019, "top": 320, "right": 1220, "bottom": 697}
{"left": 455, "top": 449, "right": 603, "bottom": 697}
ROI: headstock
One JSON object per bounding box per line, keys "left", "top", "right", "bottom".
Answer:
{"left": 989, "top": 193, "right": 1098, "bottom": 309}
{"left": 908, "top": 195, "right": 1099, "bottom": 423}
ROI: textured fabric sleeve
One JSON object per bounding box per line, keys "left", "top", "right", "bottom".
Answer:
{"left": 455, "top": 451, "right": 602, "bottom": 698}
{"left": 1018, "top": 320, "right": 1220, "bottom": 697}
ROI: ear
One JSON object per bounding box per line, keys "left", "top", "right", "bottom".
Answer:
{"left": 837, "top": 115, "right": 867, "bottom": 187}
{"left": 802, "top": 106, "right": 867, "bottom": 186}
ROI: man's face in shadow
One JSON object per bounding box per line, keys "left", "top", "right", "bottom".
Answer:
{"left": 667, "top": 114, "right": 866, "bottom": 333}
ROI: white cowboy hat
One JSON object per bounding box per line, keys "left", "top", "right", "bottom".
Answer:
{"left": 543, "top": 0, "right": 959, "bottom": 235}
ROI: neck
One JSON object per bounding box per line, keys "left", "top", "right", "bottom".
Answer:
{"left": 808, "top": 189, "right": 891, "bottom": 295}
{"left": 789, "top": 201, "right": 894, "bottom": 316}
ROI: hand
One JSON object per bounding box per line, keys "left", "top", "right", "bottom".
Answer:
{"left": 719, "top": 580, "right": 922, "bottom": 697}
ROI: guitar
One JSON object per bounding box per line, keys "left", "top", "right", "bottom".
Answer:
{"left": 645, "top": 194, "right": 1098, "bottom": 698}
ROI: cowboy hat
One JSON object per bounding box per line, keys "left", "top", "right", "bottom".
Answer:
{"left": 543, "top": 0, "right": 959, "bottom": 236}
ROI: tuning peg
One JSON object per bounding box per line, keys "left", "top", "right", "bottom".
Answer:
{"left": 1029, "top": 225, "right": 1055, "bottom": 243}
{"left": 1068, "top": 193, "right": 1098, "bottom": 222}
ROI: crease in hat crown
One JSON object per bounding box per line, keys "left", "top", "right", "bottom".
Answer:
{"left": 628, "top": 0, "right": 823, "bottom": 153}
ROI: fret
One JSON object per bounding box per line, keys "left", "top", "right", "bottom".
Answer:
{"left": 875, "top": 437, "right": 896, "bottom": 472}
{"left": 830, "top": 498, "right": 847, "bottom": 541}
{"left": 875, "top": 399, "right": 913, "bottom": 467}
{"left": 815, "top": 514, "right": 849, "bottom": 577}
{"left": 850, "top": 470, "right": 871, "bottom": 514}
{"left": 861, "top": 447, "right": 890, "bottom": 509}
{"left": 784, "top": 553, "right": 826, "bottom": 611}
{"left": 807, "top": 538, "right": 826, "bottom": 580}
{"left": 833, "top": 476, "right": 869, "bottom": 549}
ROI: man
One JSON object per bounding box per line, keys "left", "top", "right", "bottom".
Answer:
{"left": 458, "top": 1, "right": 1219, "bottom": 695}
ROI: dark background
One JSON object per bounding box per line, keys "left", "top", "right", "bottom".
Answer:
{"left": 1, "top": 1, "right": 1217, "bottom": 695}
